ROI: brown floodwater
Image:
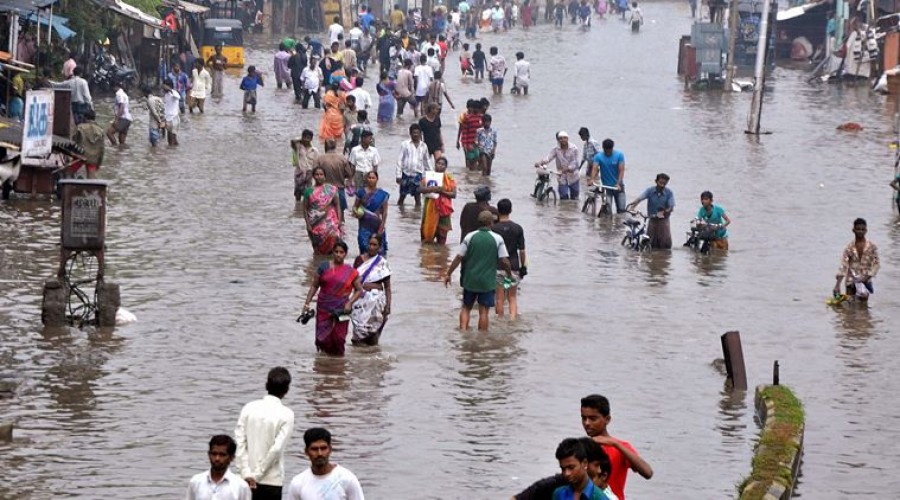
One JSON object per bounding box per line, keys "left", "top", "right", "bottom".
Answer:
{"left": 2, "top": 2, "right": 900, "bottom": 498}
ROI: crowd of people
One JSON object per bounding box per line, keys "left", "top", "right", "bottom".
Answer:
{"left": 36, "top": 4, "right": 886, "bottom": 499}
{"left": 186, "top": 367, "right": 364, "bottom": 500}
{"left": 186, "top": 366, "right": 653, "bottom": 500}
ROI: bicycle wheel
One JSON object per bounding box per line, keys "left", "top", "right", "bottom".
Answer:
{"left": 581, "top": 197, "right": 594, "bottom": 215}
{"left": 63, "top": 252, "right": 100, "bottom": 326}
{"left": 639, "top": 238, "right": 651, "bottom": 253}
{"left": 545, "top": 188, "right": 557, "bottom": 205}
{"left": 621, "top": 235, "right": 632, "bottom": 248}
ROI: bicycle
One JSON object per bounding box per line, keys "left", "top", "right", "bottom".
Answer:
{"left": 683, "top": 218, "right": 723, "bottom": 254}
{"left": 621, "top": 210, "right": 651, "bottom": 252}
{"left": 60, "top": 250, "right": 103, "bottom": 327}
{"left": 581, "top": 183, "right": 618, "bottom": 217}
{"left": 530, "top": 167, "right": 558, "bottom": 204}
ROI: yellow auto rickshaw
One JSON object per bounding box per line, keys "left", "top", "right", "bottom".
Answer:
{"left": 201, "top": 19, "right": 244, "bottom": 68}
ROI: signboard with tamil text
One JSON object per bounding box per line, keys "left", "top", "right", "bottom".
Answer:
{"left": 22, "top": 90, "right": 55, "bottom": 158}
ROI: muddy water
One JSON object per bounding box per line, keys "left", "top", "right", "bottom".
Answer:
{"left": 2, "top": 2, "right": 900, "bottom": 498}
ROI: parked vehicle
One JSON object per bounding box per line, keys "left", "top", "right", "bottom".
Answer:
{"left": 201, "top": 19, "right": 245, "bottom": 68}
{"left": 91, "top": 49, "right": 136, "bottom": 91}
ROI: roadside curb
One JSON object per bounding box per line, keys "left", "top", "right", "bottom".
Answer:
{"left": 738, "top": 384, "right": 804, "bottom": 500}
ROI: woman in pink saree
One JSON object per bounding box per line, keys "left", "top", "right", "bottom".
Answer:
{"left": 302, "top": 240, "right": 363, "bottom": 356}
{"left": 304, "top": 166, "right": 344, "bottom": 255}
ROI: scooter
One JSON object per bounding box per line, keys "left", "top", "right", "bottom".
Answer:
{"left": 683, "top": 218, "right": 723, "bottom": 254}
{"left": 622, "top": 210, "right": 650, "bottom": 252}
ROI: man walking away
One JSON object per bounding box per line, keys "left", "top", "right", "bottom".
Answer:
{"left": 286, "top": 428, "right": 365, "bottom": 500}
{"left": 185, "top": 435, "right": 252, "bottom": 500}
{"left": 444, "top": 210, "right": 512, "bottom": 331}
{"left": 142, "top": 85, "right": 165, "bottom": 148}
{"left": 493, "top": 199, "right": 526, "bottom": 320}
{"left": 162, "top": 78, "right": 181, "bottom": 146}
{"left": 106, "top": 83, "right": 132, "bottom": 145}
{"left": 235, "top": 367, "right": 295, "bottom": 500}
{"left": 72, "top": 109, "right": 104, "bottom": 179}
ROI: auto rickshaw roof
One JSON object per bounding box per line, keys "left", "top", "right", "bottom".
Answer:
{"left": 203, "top": 18, "right": 243, "bottom": 30}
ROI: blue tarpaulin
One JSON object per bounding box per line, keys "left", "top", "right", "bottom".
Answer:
{"left": 25, "top": 13, "right": 75, "bottom": 40}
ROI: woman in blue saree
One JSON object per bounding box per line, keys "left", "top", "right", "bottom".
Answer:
{"left": 352, "top": 171, "right": 389, "bottom": 255}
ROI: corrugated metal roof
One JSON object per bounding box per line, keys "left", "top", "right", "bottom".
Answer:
{"left": 93, "top": 0, "right": 162, "bottom": 27}
{"left": 162, "top": 0, "right": 210, "bottom": 14}
{"left": 0, "top": 0, "right": 57, "bottom": 15}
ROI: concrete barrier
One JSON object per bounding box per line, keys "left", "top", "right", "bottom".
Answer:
{"left": 738, "top": 384, "right": 805, "bottom": 500}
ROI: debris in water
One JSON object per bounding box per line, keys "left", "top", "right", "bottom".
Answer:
{"left": 836, "top": 122, "right": 863, "bottom": 131}
{"left": 116, "top": 308, "right": 137, "bottom": 326}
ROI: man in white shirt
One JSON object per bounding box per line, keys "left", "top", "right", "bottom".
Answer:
{"left": 235, "top": 367, "right": 295, "bottom": 500}
{"left": 162, "top": 78, "right": 182, "bottom": 146}
{"left": 349, "top": 130, "right": 380, "bottom": 187}
{"left": 287, "top": 428, "right": 365, "bottom": 500}
{"left": 106, "top": 83, "right": 132, "bottom": 145}
{"left": 51, "top": 66, "right": 93, "bottom": 124}
{"left": 300, "top": 56, "right": 324, "bottom": 109}
{"left": 347, "top": 77, "right": 372, "bottom": 112}
{"left": 328, "top": 16, "right": 344, "bottom": 44}
{"left": 185, "top": 435, "right": 252, "bottom": 500}
{"left": 512, "top": 51, "right": 530, "bottom": 95}
{"left": 395, "top": 123, "right": 432, "bottom": 207}
{"left": 413, "top": 54, "right": 434, "bottom": 116}
{"left": 348, "top": 21, "right": 363, "bottom": 49}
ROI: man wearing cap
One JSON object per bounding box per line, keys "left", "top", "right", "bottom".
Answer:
{"left": 534, "top": 131, "right": 581, "bottom": 200}
{"left": 444, "top": 210, "right": 513, "bottom": 331}
{"left": 458, "top": 186, "right": 499, "bottom": 243}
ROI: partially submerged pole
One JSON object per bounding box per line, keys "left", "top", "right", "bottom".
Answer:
{"left": 746, "top": 0, "right": 772, "bottom": 134}
{"left": 721, "top": 331, "right": 748, "bottom": 391}
{"left": 724, "top": 0, "right": 740, "bottom": 90}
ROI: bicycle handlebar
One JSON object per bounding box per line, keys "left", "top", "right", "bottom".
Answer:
{"left": 627, "top": 210, "right": 648, "bottom": 219}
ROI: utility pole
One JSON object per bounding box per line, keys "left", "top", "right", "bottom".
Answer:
{"left": 724, "top": 0, "right": 739, "bottom": 90}
{"left": 746, "top": 0, "right": 771, "bottom": 134}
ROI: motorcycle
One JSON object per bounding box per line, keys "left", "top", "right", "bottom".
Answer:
{"left": 683, "top": 218, "right": 723, "bottom": 254}
{"left": 91, "top": 50, "right": 136, "bottom": 92}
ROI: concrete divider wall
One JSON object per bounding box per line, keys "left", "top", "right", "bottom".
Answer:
{"left": 738, "top": 384, "right": 805, "bottom": 500}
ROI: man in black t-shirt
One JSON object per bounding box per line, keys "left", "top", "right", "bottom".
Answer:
{"left": 492, "top": 198, "right": 526, "bottom": 319}
{"left": 459, "top": 186, "right": 499, "bottom": 242}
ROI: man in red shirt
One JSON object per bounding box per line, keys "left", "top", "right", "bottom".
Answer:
{"left": 456, "top": 99, "right": 483, "bottom": 171}
{"left": 581, "top": 394, "right": 653, "bottom": 500}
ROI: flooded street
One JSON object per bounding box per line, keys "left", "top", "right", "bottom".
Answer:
{"left": 2, "top": 1, "right": 900, "bottom": 497}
